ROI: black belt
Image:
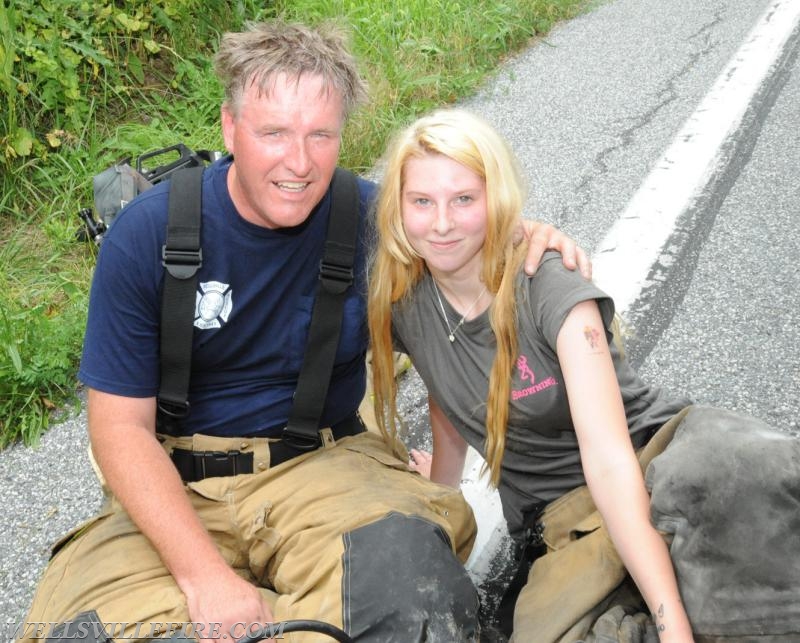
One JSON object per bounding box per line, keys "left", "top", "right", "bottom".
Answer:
{"left": 171, "top": 414, "right": 366, "bottom": 482}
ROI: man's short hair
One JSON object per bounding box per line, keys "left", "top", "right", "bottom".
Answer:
{"left": 214, "top": 20, "right": 368, "bottom": 120}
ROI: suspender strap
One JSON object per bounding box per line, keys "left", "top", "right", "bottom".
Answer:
{"left": 282, "top": 168, "right": 360, "bottom": 449}
{"left": 157, "top": 166, "right": 204, "bottom": 421}
{"left": 496, "top": 502, "right": 548, "bottom": 637}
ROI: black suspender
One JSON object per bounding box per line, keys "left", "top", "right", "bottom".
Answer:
{"left": 282, "top": 168, "right": 359, "bottom": 448}
{"left": 156, "top": 166, "right": 361, "bottom": 447}
{"left": 157, "top": 166, "right": 204, "bottom": 421}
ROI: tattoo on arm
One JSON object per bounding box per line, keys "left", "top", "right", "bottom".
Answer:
{"left": 582, "top": 325, "right": 603, "bottom": 352}
{"left": 657, "top": 603, "right": 666, "bottom": 632}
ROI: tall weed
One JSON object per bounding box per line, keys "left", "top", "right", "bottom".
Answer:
{"left": 0, "top": 221, "right": 90, "bottom": 446}
{"left": 0, "top": 0, "right": 232, "bottom": 168}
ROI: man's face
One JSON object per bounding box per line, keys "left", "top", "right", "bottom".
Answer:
{"left": 221, "top": 73, "right": 344, "bottom": 229}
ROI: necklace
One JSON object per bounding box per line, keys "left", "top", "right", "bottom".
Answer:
{"left": 432, "top": 279, "right": 487, "bottom": 343}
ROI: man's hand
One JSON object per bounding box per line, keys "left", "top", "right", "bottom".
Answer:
{"left": 517, "top": 220, "right": 592, "bottom": 279}
{"left": 186, "top": 570, "right": 275, "bottom": 641}
{"left": 88, "top": 390, "right": 275, "bottom": 641}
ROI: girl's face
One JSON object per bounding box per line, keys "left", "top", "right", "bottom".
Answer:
{"left": 401, "top": 153, "right": 488, "bottom": 283}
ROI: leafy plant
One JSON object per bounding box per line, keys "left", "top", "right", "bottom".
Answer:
{"left": 0, "top": 0, "right": 234, "bottom": 166}
{"left": 0, "top": 218, "right": 90, "bottom": 446}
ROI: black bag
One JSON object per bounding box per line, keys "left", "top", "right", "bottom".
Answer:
{"left": 77, "top": 144, "right": 219, "bottom": 245}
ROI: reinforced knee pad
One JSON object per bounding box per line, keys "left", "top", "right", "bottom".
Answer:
{"left": 341, "top": 511, "right": 479, "bottom": 642}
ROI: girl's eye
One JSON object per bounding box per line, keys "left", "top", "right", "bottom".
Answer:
{"left": 455, "top": 195, "right": 473, "bottom": 205}
{"left": 414, "top": 198, "right": 431, "bottom": 207}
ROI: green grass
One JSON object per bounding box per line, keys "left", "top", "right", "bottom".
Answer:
{"left": 0, "top": 0, "right": 591, "bottom": 447}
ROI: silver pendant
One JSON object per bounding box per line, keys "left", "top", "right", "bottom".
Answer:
{"left": 448, "top": 334, "right": 455, "bottom": 342}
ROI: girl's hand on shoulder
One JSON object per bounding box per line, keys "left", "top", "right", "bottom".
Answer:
{"left": 409, "top": 449, "right": 433, "bottom": 479}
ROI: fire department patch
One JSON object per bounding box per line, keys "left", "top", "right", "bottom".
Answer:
{"left": 194, "top": 281, "right": 233, "bottom": 329}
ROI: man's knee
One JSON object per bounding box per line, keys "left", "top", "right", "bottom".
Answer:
{"left": 342, "top": 512, "right": 479, "bottom": 642}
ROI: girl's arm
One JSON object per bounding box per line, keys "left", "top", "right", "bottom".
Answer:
{"left": 410, "top": 395, "right": 469, "bottom": 487}
{"left": 556, "top": 300, "right": 694, "bottom": 642}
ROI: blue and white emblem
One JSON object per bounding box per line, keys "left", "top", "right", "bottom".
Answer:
{"left": 194, "top": 281, "right": 233, "bottom": 329}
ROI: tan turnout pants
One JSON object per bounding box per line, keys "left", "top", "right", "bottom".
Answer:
{"left": 511, "top": 407, "right": 692, "bottom": 642}
{"left": 21, "top": 430, "right": 476, "bottom": 642}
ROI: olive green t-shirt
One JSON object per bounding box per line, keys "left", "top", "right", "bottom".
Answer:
{"left": 392, "top": 252, "right": 690, "bottom": 537}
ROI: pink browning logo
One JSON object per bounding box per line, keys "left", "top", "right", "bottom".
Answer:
{"left": 516, "top": 355, "right": 535, "bottom": 383}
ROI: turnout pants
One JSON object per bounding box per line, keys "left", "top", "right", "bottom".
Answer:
{"left": 510, "top": 407, "right": 690, "bottom": 643}
{"left": 511, "top": 405, "right": 800, "bottom": 642}
{"left": 21, "top": 432, "right": 479, "bottom": 642}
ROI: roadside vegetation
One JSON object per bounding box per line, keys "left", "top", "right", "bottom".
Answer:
{"left": 0, "top": 0, "right": 590, "bottom": 447}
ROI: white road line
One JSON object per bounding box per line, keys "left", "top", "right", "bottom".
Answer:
{"left": 592, "top": 0, "right": 800, "bottom": 316}
{"left": 462, "top": 447, "right": 506, "bottom": 574}
{"left": 466, "top": 0, "right": 800, "bottom": 579}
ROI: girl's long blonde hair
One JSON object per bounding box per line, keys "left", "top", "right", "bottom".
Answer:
{"left": 368, "top": 109, "right": 527, "bottom": 486}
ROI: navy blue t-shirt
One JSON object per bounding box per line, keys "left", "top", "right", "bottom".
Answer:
{"left": 78, "top": 156, "right": 376, "bottom": 437}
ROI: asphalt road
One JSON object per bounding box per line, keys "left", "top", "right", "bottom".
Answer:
{"left": 637, "top": 19, "right": 800, "bottom": 432}
{"left": 2, "top": 0, "right": 798, "bottom": 634}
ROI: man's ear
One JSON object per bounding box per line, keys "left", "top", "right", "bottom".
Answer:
{"left": 220, "top": 103, "right": 235, "bottom": 154}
